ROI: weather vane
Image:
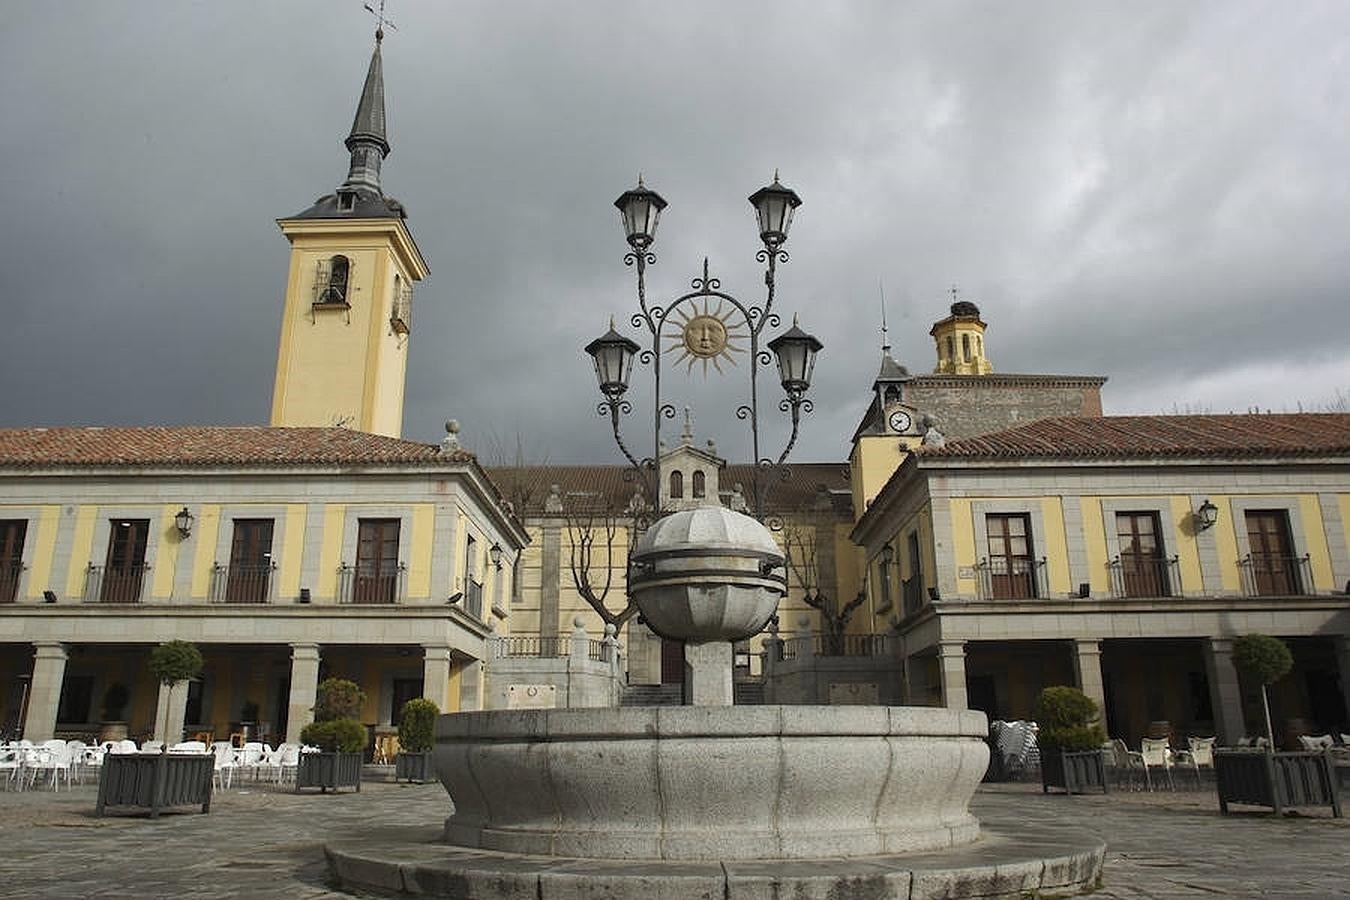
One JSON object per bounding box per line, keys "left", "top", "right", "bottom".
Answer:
{"left": 364, "top": 1, "right": 397, "bottom": 40}
{"left": 949, "top": 284, "right": 960, "bottom": 304}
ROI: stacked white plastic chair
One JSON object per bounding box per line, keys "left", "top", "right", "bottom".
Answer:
{"left": 211, "top": 741, "right": 238, "bottom": 790}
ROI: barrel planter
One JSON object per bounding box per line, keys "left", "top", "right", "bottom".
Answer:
{"left": 1041, "top": 748, "right": 1109, "bottom": 795}
{"left": 1215, "top": 749, "right": 1342, "bottom": 817}
{"left": 296, "top": 751, "right": 363, "bottom": 793}
{"left": 95, "top": 751, "right": 214, "bottom": 818}
{"left": 395, "top": 751, "right": 434, "bottom": 784}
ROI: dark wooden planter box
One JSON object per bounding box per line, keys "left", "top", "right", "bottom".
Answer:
{"left": 395, "top": 751, "right": 434, "bottom": 783}
{"left": 95, "top": 752, "right": 214, "bottom": 818}
{"left": 1041, "top": 748, "right": 1109, "bottom": 795}
{"left": 296, "top": 751, "right": 363, "bottom": 793}
{"left": 1214, "top": 749, "right": 1342, "bottom": 817}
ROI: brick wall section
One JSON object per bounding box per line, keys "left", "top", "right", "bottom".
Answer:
{"left": 904, "top": 375, "right": 1105, "bottom": 441}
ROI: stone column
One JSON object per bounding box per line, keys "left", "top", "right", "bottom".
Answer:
{"left": 540, "top": 522, "right": 562, "bottom": 638}
{"left": 285, "top": 643, "right": 321, "bottom": 744}
{"left": 422, "top": 644, "right": 453, "bottom": 711}
{"left": 684, "top": 642, "right": 734, "bottom": 706}
{"left": 938, "top": 640, "right": 968, "bottom": 710}
{"left": 1204, "top": 638, "right": 1246, "bottom": 746}
{"left": 23, "top": 642, "right": 68, "bottom": 741}
{"left": 154, "top": 679, "right": 190, "bottom": 743}
{"left": 1071, "top": 638, "right": 1108, "bottom": 725}
{"left": 459, "top": 659, "right": 484, "bottom": 711}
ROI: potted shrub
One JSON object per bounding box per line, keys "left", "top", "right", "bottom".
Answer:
{"left": 395, "top": 698, "right": 439, "bottom": 783}
{"left": 1035, "top": 685, "right": 1108, "bottom": 794}
{"left": 297, "top": 677, "right": 366, "bottom": 793}
{"left": 1213, "top": 634, "right": 1339, "bottom": 816}
{"left": 1232, "top": 633, "right": 1293, "bottom": 749}
{"left": 148, "top": 640, "right": 203, "bottom": 743}
{"left": 98, "top": 642, "right": 212, "bottom": 816}
{"left": 98, "top": 682, "right": 130, "bottom": 741}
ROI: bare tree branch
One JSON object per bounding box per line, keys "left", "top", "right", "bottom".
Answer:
{"left": 566, "top": 493, "right": 638, "bottom": 629}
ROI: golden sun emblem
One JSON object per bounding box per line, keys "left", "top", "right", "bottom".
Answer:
{"left": 667, "top": 299, "right": 746, "bottom": 375}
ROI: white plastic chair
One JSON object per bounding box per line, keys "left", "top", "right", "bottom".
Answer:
{"left": 0, "top": 744, "right": 22, "bottom": 791}
{"left": 141, "top": 740, "right": 163, "bottom": 753}
{"left": 169, "top": 740, "right": 208, "bottom": 754}
{"left": 211, "top": 743, "right": 238, "bottom": 790}
{"left": 65, "top": 741, "right": 88, "bottom": 784}
{"left": 1107, "top": 738, "right": 1149, "bottom": 790}
{"left": 110, "top": 739, "right": 138, "bottom": 754}
{"left": 26, "top": 740, "right": 74, "bottom": 791}
{"left": 1179, "top": 736, "right": 1216, "bottom": 788}
{"left": 237, "top": 742, "right": 266, "bottom": 781}
{"left": 1139, "top": 737, "right": 1174, "bottom": 791}
{"left": 1298, "top": 734, "right": 1334, "bottom": 751}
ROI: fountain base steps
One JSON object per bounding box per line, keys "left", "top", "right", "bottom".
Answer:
{"left": 325, "top": 822, "right": 1105, "bottom": 899}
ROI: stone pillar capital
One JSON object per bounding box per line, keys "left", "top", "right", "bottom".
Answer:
{"left": 422, "top": 643, "right": 453, "bottom": 663}
{"left": 32, "top": 641, "right": 68, "bottom": 660}
{"left": 290, "top": 642, "right": 321, "bottom": 661}
{"left": 938, "top": 640, "right": 966, "bottom": 659}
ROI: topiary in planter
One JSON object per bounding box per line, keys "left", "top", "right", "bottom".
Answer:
{"left": 300, "top": 718, "right": 368, "bottom": 752}
{"left": 148, "top": 640, "right": 203, "bottom": 686}
{"left": 313, "top": 678, "right": 365, "bottom": 722}
{"left": 1034, "top": 685, "right": 1106, "bottom": 752}
{"left": 1232, "top": 633, "right": 1293, "bottom": 749}
{"left": 397, "top": 699, "right": 438, "bottom": 754}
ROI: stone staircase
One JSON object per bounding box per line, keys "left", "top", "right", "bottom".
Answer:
{"left": 619, "top": 684, "right": 684, "bottom": 707}
{"left": 619, "top": 682, "right": 767, "bottom": 706}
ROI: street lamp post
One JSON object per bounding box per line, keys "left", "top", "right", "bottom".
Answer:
{"left": 585, "top": 174, "right": 821, "bottom": 523}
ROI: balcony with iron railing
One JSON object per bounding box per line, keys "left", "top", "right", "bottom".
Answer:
{"left": 1108, "top": 554, "right": 1179, "bottom": 599}
{"left": 83, "top": 563, "right": 150, "bottom": 604}
{"left": 337, "top": 562, "right": 406, "bottom": 605}
{"left": 1238, "top": 554, "right": 1312, "bottom": 597}
{"left": 0, "top": 560, "right": 23, "bottom": 603}
{"left": 209, "top": 562, "right": 276, "bottom": 604}
{"left": 974, "top": 557, "right": 1047, "bottom": 601}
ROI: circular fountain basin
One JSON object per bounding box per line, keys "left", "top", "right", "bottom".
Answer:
{"left": 435, "top": 704, "right": 989, "bottom": 861}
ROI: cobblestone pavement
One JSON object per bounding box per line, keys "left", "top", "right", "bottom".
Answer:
{"left": 0, "top": 774, "right": 1345, "bottom": 898}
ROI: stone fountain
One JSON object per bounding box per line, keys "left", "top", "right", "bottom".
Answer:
{"left": 326, "top": 506, "right": 1104, "bottom": 898}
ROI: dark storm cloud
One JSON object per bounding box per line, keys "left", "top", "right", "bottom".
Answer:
{"left": 2, "top": 1, "right": 1346, "bottom": 464}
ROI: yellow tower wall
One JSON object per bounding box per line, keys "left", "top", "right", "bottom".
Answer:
{"left": 270, "top": 218, "right": 427, "bottom": 438}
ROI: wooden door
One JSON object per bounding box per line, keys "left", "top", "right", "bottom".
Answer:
{"left": 986, "top": 514, "right": 1034, "bottom": 599}
{"left": 1116, "top": 512, "right": 1166, "bottom": 597}
{"left": 660, "top": 639, "right": 685, "bottom": 685}
{"left": 102, "top": 520, "right": 148, "bottom": 603}
{"left": 356, "top": 519, "right": 400, "bottom": 603}
{"left": 1245, "top": 511, "right": 1297, "bottom": 595}
{"left": 226, "top": 519, "right": 274, "bottom": 603}
{"left": 0, "top": 520, "right": 25, "bottom": 603}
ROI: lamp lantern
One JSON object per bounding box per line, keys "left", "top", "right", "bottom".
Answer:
{"left": 1195, "top": 499, "right": 1219, "bottom": 531}
{"left": 767, "top": 316, "right": 823, "bottom": 397}
{"left": 489, "top": 542, "right": 504, "bottom": 571}
{"left": 174, "top": 506, "right": 194, "bottom": 539}
{"left": 880, "top": 543, "right": 895, "bottom": 566}
{"left": 585, "top": 319, "right": 641, "bottom": 398}
{"left": 748, "top": 172, "right": 802, "bottom": 248}
{"left": 614, "top": 177, "right": 667, "bottom": 250}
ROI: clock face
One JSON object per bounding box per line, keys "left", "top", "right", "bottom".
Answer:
{"left": 887, "top": 410, "right": 913, "bottom": 433}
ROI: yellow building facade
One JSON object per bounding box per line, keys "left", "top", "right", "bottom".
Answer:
{"left": 852, "top": 413, "right": 1350, "bottom": 745}
{"left": 0, "top": 426, "right": 526, "bottom": 744}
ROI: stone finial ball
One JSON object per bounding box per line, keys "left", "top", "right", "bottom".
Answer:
{"left": 628, "top": 506, "right": 786, "bottom": 643}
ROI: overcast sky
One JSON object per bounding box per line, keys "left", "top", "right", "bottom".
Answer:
{"left": 1, "top": 1, "right": 1346, "bottom": 464}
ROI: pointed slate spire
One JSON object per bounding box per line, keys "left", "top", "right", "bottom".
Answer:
{"left": 341, "top": 32, "right": 390, "bottom": 195}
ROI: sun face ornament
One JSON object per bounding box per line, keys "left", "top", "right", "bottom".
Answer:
{"left": 667, "top": 298, "right": 746, "bottom": 375}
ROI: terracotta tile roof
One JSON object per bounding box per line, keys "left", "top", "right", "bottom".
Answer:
{"left": 917, "top": 414, "right": 1350, "bottom": 461}
{"left": 0, "top": 426, "right": 472, "bottom": 468}
{"left": 486, "top": 462, "right": 851, "bottom": 516}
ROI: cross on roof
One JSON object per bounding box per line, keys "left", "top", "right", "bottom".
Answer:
{"left": 363, "top": 0, "right": 398, "bottom": 40}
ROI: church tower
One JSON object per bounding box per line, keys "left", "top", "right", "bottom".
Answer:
{"left": 269, "top": 27, "right": 429, "bottom": 438}
{"left": 848, "top": 339, "right": 922, "bottom": 517}
{"left": 929, "top": 299, "right": 993, "bottom": 375}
